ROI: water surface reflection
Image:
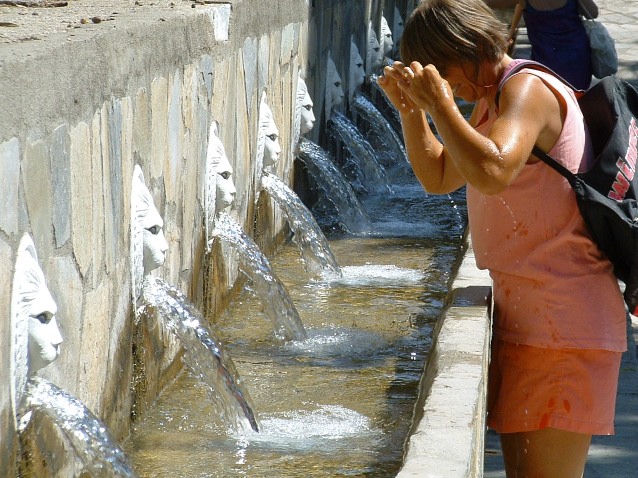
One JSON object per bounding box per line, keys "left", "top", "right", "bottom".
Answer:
{"left": 124, "top": 220, "right": 463, "bottom": 476}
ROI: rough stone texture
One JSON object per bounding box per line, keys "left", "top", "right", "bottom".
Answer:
{"left": 22, "top": 139, "right": 54, "bottom": 262}
{"left": 0, "top": 237, "right": 17, "bottom": 478}
{"left": 0, "top": 138, "right": 20, "bottom": 236}
{"left": 90, "top": 110, "right": 106, "bottom": 289}
{"left": 42, "top": 255, "right": 84, "bottom": 399}
{"left": 398, "top": 240, "right": 492, "bottom": 478}
{"left": 0, "top": 1, "right": 450, "bottom": 475}
{"left": 69, "top": 121, "right": 93, "bottom": 278}
{"left": 51, "top": 124, "right": 72, "bottom": 249}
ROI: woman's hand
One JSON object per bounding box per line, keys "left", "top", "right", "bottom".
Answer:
{"left": 378, "top": 61, "right": 457, "bottom": 115}
{"left": 401, "top": 62, "right": 456, "bottom": 113}
{"left": 377, "top": 61, "right": 419, "bottom": 114}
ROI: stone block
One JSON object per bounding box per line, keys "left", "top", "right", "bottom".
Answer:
{"left": 203, "top": 3, "right": 231, "bottom": 42}
{"left": 91, "top": 110, "right": 105, "bottom": 289}
{"left": 0, "top": 138, "right": 20, "bottom": 236}
{"left": 151, "top": 76, "right": 169, "bottom": 182}
{"left": 75, "top": 280, "right": 112, "bottom": 415}
{"left": 0, "top": 237, "right": 17, "bottom": 477}
{"left": 22, "top": 139, "right": 53, "bottom": 261}
{"left": 51, "top": 124, "right": 71, "bottom": 248}
{"left": 165, "top": 70, "right": 184, "bottom": 204}
{"left": 41, "top": 254, "right": 84, "bottom": 400}
{"left": 69, "top": 122, "right": 93, "bottom": 279}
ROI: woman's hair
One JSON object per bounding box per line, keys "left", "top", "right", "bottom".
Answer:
{"left": 400, "top": 0, "right": 509, "bottom": 75}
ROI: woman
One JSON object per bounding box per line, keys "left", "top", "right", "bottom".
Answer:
{"left": 378, "top": 0, "right": 626, "bottom": 476}
{"left": 487, "top": 0, "right": 598, "bottom": 90}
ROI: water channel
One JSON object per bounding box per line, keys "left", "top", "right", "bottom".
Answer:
{"left": 123, "top": 159, "right": 467, "bottom": 476}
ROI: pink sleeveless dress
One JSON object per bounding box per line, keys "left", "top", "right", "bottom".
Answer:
{"left": 467, "top": 60, "right": 626, "bottom": 352}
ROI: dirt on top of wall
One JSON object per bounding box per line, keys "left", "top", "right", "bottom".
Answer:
{"left": 0, "top": 0, "right": 225, "bottom": 56}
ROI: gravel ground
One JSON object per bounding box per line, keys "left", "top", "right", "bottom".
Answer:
{"left": 0, "top": 0, "right": 201, "bottom": 46}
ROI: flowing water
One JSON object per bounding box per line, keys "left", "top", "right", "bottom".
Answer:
{"left": 351, "top": 92, "right": 408, "bottom": 169}
{"left": 123, "top": 167, "right": 467, "bottom": 477}
{"left": 20, "top": 377, "right": 137, "bottom": 477}
{"left": 367, "top": 75, "right": 403, "bottom": 137}
{"left": 296, "top": 138, "right": 371, "bottom": 234}
{"left": 260, "top": 171, "right": 341, "bottom": 277}
{"left": 213, "top": 212, "right": 308, "bottom": 342}
{"left": 139, "top": 276, "right": 259, "bottom": 433}
{"left": 328, "top": 112, "right": 391, "bottom": 195}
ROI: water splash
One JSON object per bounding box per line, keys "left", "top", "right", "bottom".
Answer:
{"left": 368, "top": 74, "right": 403, "bottom": 136}
{"left": 332, "top": 264, "right": 425, "bottom": 287}
{"left": 212, "top": 212, "right": 308, "bottom": 341}
{"left": 140, "top": 277, "right": 259, "bottom": 433}
{"left": 297, "top": 138, "right": 371, "bottom": 234}
{"left": 234, "top": 404, "right": 380, "bottom": 451}
{"left": 260, "top": 172, "right": 341, "bottom": 277}
{"left": 351, "top": 92, "right": 409, "bottom": 171}
{"left": 281, "top": 326, "right": 388, "bottom": 362}
{"left": 20, "top": 377, "right": 137, "bottom": 477}
{"left": 447, "top": 194, "right": 466, "bottom": 240}
{"left": 328, "top": 111, "right": 392, "bottom": 194}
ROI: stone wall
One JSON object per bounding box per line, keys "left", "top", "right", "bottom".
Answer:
{"left": 0, "top": 0, "right": 418, "bottom": 474}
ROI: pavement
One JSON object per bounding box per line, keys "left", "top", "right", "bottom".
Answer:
{"left": 484, "top": 1, "right": 638, "bottom": 476}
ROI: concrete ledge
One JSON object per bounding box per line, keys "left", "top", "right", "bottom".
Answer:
{"left": 399, "top": 236, "right": 492, "bottom": 477}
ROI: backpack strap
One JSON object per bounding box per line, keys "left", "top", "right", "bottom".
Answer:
{"left": 495, "top": 60, "right": 582, "bottom": 187}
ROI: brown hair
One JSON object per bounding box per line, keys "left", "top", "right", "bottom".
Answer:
{"left": 400, "top": 0, "right": 509, "bottom": 76}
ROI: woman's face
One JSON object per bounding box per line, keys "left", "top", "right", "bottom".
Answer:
{"left": 439, "top": 64, "right": 485, "bottom": 103}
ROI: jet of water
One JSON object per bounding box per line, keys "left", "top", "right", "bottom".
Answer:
{"left": 19, "top": 377, "right": 138, "bottom": 477}
{"left": 297, "top": 138, "right": 371, "bottom": 234}
{"left": 351, "top": 92, "right": 409, "bottom": 173}
{"left": 140, "top": 276, "right": 260, "bottom": 432}
{"left": 260, "top": 171, "right": 341, "bottom": 277}
{"left": 212, "top": 212, "right": 308, "bottom": 342}
{"left": 328, "top": 111, "right": 392, "bottom": 194}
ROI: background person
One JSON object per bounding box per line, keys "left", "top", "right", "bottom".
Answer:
{"left": 487, "top": 0, "right": 598, "bottom": 89}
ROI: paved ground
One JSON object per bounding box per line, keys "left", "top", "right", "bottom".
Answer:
{"left": 484, "top": 1, "right": 638, "bottom": 476}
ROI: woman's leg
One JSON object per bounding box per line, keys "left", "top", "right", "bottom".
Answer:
{"left": 500, "top": 427, "right": 591, "bottom": 478}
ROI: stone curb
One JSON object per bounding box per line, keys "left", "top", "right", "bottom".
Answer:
{"left": 398, "top": 236, "right": 492, "bottom": 477}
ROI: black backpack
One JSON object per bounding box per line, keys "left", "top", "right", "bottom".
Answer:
{"left": 497, "top": 61, "right": 638, "bottom": 312}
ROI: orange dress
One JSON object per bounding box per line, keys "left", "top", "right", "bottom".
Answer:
{"left": 467, "top": 62, "right": 627, "bottom": 352}
{"left": 468, "top": 61, "right": 627, "bottom": 434}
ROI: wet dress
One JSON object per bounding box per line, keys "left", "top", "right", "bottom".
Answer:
{"left": 467, "top": 60, "right": 626, "bottom": 353}
{"left": 468, "top": 60, "right": 627, "bottom": 434}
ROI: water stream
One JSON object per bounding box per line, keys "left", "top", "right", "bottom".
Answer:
{"left": 296, "top": 138, "right": 371, "bottom": 234}
{"left": 327, "top": 111, "right": 391, "bottom": 195}
{"left": 212, "top": 212, "right": 308, "bottom": 342}
{"left": 123, "top": 167, "right": 467, "bottom": 476}
{"left": 260, "top": 171, "right": 341, "bottom": 277}
{"left": 20, "top": 377, "right": 138, "bottom": 477}
{"left": 351, "top": 92, "right": 408, "bottom": 169}
{"left": 139, "top": 276, "right": 259, "bottom": 433}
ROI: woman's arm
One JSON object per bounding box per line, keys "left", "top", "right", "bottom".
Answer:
{"left": 400, "top": 62, "right": 564, "bottom": 195}
{"left": 378, "top": 63, "right": 467, "bottom": 194}
{"left": 399, "top": 108, "right": 468, "bottom": 194}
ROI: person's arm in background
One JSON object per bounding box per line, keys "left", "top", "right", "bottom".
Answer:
{"left": 485, "top": 0, "right": 524, "bottom": 55}
{"left": 578, "top": 0, "right": 599, "bottom": 19}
